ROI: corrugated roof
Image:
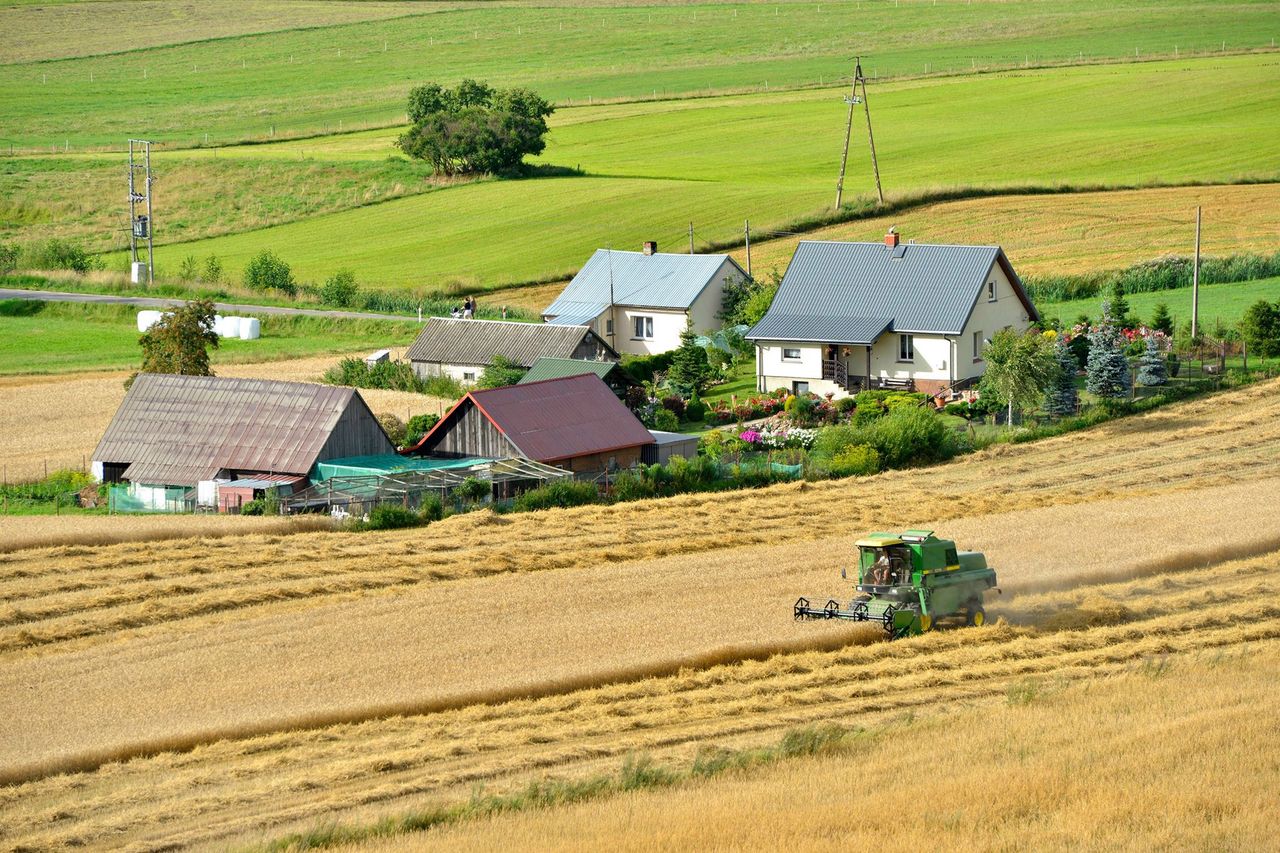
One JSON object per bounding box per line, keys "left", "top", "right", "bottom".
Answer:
{"left": 93, "top": 374, "right": 392, "bottom": 486}
{"left": 414, "top": 374, "right": 653, "bottom": 462}
{"left": 748, "top": 240, "right": 1035, "bottom": 341}
{"left": 406, "top": 317, "right": 617, "bottom": 367}
{"left": 543, "top": 250, "right": 744, "bottom": 318}
{"left": 518, "top": 357, "right": 619, "bottom": 384}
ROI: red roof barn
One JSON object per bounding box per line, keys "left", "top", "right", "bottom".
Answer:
{"left": 407, "top": 373, "right": 654, "bottom": 474}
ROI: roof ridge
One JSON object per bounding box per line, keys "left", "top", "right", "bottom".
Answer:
{"left": 428, "top": 316, "right": 584, "bottom": 331}
{"left": 798, "top": 239, "right": 1002, "bottom": 250}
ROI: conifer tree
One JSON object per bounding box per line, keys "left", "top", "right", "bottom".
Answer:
{"left": 1136, "top": 335, "right": 1168, "bottom": 386}
{"left": 1044, "top": 336, "right": 1080, "bottom": 417}
{"left": 1086, "top": 301, "right": 1130, "bottom": 399}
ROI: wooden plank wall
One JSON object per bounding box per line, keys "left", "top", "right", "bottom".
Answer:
{"left": 422, "top": 402, "right": 518, "bottom": 459}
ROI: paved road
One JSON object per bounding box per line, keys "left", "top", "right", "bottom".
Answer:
{"left": 0, "top": 288, "right": 421, "bottom": 322}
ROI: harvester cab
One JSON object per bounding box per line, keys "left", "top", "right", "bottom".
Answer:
{"left": 797, "top": 530, "right": 998, "bottom": 639}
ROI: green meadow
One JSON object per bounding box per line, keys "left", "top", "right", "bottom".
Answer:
{"left": 2, "top": 0, "right": 1277, "bottom": 149}
{"left": 107, "top": 56, "right": 1280, "bottom": 291}
{"left": 1038, "top": 276, "right": 1280, "bottom": 330}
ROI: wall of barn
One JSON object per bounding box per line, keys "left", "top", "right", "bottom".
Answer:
{"left": 554, "top": 445, "right": 645, "bottom": 474}
{"left": 318, "top": 396, "right": 398, "bottom": 460}
{"left": 421, "top": 402, "right": 518, "bottom": 459}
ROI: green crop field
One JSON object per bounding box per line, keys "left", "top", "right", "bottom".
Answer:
{"left": 1037, "top": 276, "right": 1280, "bottom": 330}
{"left": 0, "top": 301, "right": 418, "bottom": 375}
{"left": 2, "top": 1, "right": 1277, "bottom": 149}
{"left": 99, "top": 56, "right": 1280, "bottom": 291}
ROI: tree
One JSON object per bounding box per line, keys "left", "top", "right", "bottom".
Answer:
{"left": 1240, "top": 299, "right": 1280, "bottom": 358}
{"left": 478, "top": 355, "right": 527, "bottom": 388}
{"left": 202, "top": 255, "right": 223, "bottom": 284}
{"left": 139, "top": 299, "right": 219, "bottom": 376}
{"left": 1086, "top": 301, "right": 1130, "bottom": 399}
{"left": 1136, "top": 335, "right": 1168, "bottom": 386}
{"left": 1108, "top": 283, "right": 1132, "bottom": 330}
{"left": 666, "top": 326, "right": 715, "bottom": 396}
{"left": 244, "top": 250, "right": 296, "bottom": 297}
{"left": 377, "top": 413, "right": 407, "bottom": 446}
{"left": 1150, "top": 302, "right": 1174, "bottom": 336}
{"left": 1044, "top": 336, "right": 1079, "bottom": 417}
{"left": 397, "top": 80, "right": 554, "bottom": 176}
{"left": 178, "top": 254, "right": 199, "bottom": 281}
{"left": 976, "top": 328, "right": 1060, "bottom": 427}
{"left": 321, "top": 269, "right": 360, "bottom": 308}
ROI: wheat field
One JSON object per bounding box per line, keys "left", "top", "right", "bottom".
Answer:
{"left": 0, "top": 380, "right": 1278, "bottom": 849}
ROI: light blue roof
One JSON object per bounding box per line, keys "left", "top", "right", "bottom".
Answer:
{"left": 748, "top": 240, "right": 1035, "bottom": 342}
{"left": 543, "top": 250, "right": 744, "bottom": 319}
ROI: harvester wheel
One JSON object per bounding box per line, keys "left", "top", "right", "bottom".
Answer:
{"left": 966, "top": 605, "right": 986, "bottom": 627}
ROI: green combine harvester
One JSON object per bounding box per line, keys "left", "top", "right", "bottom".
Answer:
{"left": 794, "top": 529, "right": 999, "bottom": 639}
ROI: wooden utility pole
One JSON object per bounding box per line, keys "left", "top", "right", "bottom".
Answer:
{"left": 744, "top": 219, "right": 752, "bottom": 277}
{"left": 835, "top": 57, "right": 884, "bottom": 209}
{"left": 1191, "top": 206, "right": 1202, "bottom": 339}
{"left": 688, "top": 222, "right": 695, "bottom": 254}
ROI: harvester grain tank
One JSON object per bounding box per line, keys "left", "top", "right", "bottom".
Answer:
{"left": 794, "top": 530, "right": 998, "bottom": 639}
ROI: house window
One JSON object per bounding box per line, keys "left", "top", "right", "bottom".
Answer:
{"left": 987, "top": 280, "right": 997, "bottom": 302}
{"left": 782, "top": 347, "right": 802, "bottom": 361}
{"left": 633, "top": 315, "right": 654, "bottom": 340}
{"left": 898, "top": 334, "right": 914, "bottom": 362}
{"left": 792, "top": 381, "right": 809, "bottom": 395}
{"left": 605, "top": 318, "right": 614, "bottom": 336}
{"left": 463, "top": 371, "right": 476, "bottom": 382}
{"left": 973, "top": 331, "right": 985, "bottom": 362}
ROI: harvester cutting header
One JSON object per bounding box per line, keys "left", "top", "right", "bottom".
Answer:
{"left": 794, "top": 530, "right": 998, "bottom": 639}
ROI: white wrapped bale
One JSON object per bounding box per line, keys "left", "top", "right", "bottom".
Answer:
{"left": 238, "top": 317, "right": 261, "bottom": 340}
{"left": 213, "top": 315, "right": 241, "bottom": 338}
{"left": 136, "top": 310, "right": 164, "bottom": 332}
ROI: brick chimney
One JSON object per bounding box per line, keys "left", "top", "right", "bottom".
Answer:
{"left": 884, "top": 228, "right": 899, "bottom": 248}
{"left": 642, "top": 240, "right": 658, "bottom": 256}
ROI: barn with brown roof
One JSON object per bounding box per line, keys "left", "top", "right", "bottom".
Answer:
{"left": 406, "top": 373, "right": 654, "bottom": 474}
{"left": 92, "top": 374, "right": 394, "bottom": 511}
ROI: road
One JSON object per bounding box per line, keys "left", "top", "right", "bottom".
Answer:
{"left": 0, "top": 288, "right": 421, "bottom": 322}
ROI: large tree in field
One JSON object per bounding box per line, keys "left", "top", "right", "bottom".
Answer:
{"left": 977, "top": 328, "right": 1060, "bottom": 427}
{"left": 397, "top": 80, "right": 554, "bottom": 176}
{"left": 1086, "top": 301, "right": 1131, "bottom": 400}
{"left": 139, "top": 299, "right": 219, "bottom": 376}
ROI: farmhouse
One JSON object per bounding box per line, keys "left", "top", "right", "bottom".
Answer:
{"left": 406, "top": 317, "right": 617, "bottom": 384}
{"left": 542, "top": 243, "right": 748, "bottom": 356}
{"left": 92, "top": 374, "right": 394, "bottom": 511}
{"left": 407, "top": 373, "right": 655, "bottom": 474}
{"left": 747, "top": 233, "right": 1039, "bottom": 397}
{"left": 517, "top": 356, "right": 638, "bottom": 397}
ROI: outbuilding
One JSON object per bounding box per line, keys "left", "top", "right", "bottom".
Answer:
{"left": 406, "top": 317, "right": 617, "bottom": 385}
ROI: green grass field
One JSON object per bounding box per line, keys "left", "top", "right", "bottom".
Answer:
{"left": 1038, "top": 276, "right": 1280, "bottom": 330}
{"left": 2, "top": 0, "right": 1277, "bottom": 149}
{"left": 101, "top": 56, "right": 1279, "bottom": 291}
{"left": 0, "top": 301, "right": 418, "bottom": 375}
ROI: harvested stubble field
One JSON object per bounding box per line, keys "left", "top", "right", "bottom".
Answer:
{"left": 1, "top": 379, "right": 1280, "bottom": 849}
{"left": 0, "top": 348, "right": 445, "bottom": 489}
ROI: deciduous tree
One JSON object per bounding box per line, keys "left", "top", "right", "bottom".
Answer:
{"left": 977, "top": 328, "right": 1060, "bottom": 427}
{"left": 138, "top": 299, "right": 219, "bottom": 377}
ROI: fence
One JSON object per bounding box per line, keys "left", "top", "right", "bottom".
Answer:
{"left": 108, "top": 484, "right": 193, "bottom": 514}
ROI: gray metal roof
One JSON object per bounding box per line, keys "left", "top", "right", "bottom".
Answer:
{"left": 748, "top": 240, "right": 1034, "bottom": 341}
{"left": 543, "top": 250, "right": 744, "bottom": 318}
{"left": 92, "top": 374, "right": 392, "bottom": 486}
{"left": 406, "top": 317, "right": 618, "bottom": 367}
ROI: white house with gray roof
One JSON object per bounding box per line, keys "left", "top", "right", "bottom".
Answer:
{"left": 747, "top": 233, "right": 1039, "bottom": 398}
{"left": 542, "top": 242, "right": 748, "bottom": 356}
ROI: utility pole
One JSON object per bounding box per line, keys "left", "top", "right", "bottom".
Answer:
{"left": 606, "top": 247, "right": 616, "bottom": 347}
{"left": 744, "top": 219, "right": 752, "bottom": 277}
{"left": 1191, "top": 206, "right": 1201, "bottom": 339}
{"left": 835, "top": 56, "right": 884, "bottom": 208}
{"left": 688, "top": 221, "right": 695, "bottom": 254}
{"left": 127, "top": 139, "right": 155, "bottom": 284}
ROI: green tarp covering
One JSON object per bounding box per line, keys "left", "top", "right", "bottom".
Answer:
{"left": 312, "top": 455, "right": 487, "bottom": 483}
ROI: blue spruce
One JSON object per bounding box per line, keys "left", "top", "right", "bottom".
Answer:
{"left": 1086, "top": 301, "right": 1130, "bottom": 399}
{"left": 1044, "top": 336, "right": 1079, "bottom": 417}
{"left": 1136, "top": 334, "right": 1168, "bottom": 386}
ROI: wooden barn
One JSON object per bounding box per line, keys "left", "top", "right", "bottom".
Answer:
{"left": 406, "top": 317, "right": 618, "bottom": 384}
{"left": 406, "top": 373, "right": 655, "bottom": 474}
{"left": 92, "top": 374, "right": 395, "bottom": 511}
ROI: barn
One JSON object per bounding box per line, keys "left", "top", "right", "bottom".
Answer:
{"left": 406, "top": 317, "right": 618, "bottom": 384}
{"left": 92, "top": 374, "right": 395, "bottom": 512}
{"left": 406, "top": 373, "right": 655, "bottom": 474}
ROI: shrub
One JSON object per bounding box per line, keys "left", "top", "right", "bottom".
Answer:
{"left": 240, "top": 498, "right": 266, "bottom": 516}
{"left": 790, "top": 395, "right": 817, "bottom": 426}
{"left": 0, "top": 298, "right": 44, "bottom": 317}
{"left": 20, "top": 238, "right": 100, "bottom": 273}
{"left": 178, "top": 255, "right": 199, "bottom": 281}
{"left": 202, "top": 255, "right": 224, "bottom": 284}
{"left": 454, "top": 476, "right": 490, "bottom": 504}
{"left": 829, "top": 443, "right": 881, "bottom": 477}
{"left": 513, "top": 480, "right": 599, "bottom": 512}
{"left": 835, "top": 396, "right": 857, "bottom": 414}
{"left": 367, "top": 503, "right": 421, "bottom": 530}
{"left": 812, "top": 424, "right": 864, "bottom": 459}
{"left": 419, "top": 494, "right": 444, "bottom": 522}
{"left": 0, "top": 243, "right": 18, "bottom": 274}
{"left": 610, "top": 469, "right": 657, "bottom": 502}
{"left": 376, "top": 413, "right": 407, "bottom": 446}
{"left": 243, "top": 249, "right": 297, "bottom": 296}
{"left": 621, "top": 351, "right": 676, "bottom": 384}
{"left": 321, "top": 269, "right": 360, "bottom": 308}
{"left": 478, "top": 355, "right": 526, "bottom": 389}
{"left": 698, "top": 429, "right": 727, "bottom": 460}
{"left": 863, "top": 406, "right": 956, "bottom": 468}
{"left": 660, "top": 395, "right": 686, "bottom": 419}
{"left": 685, "top": 392, "right": 707, "bottom": 422}
{"left": 404, "top": 412, "right": 440, "bottom": 446}
{"left": 651, "top": 407, "right": 679, "bottom": 432}
{"left": 323, "top": 358, "right": 464, "bottom": 398}
{"left": 1240, "top": 299, "right": 1280, "bottom": 358}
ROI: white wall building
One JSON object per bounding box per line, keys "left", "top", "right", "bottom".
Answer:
{"left": 406, "top": 317, "right": 617, "bottom": 384}
{"left": 542, "top": 243, "right": 748, "bottom": 356}
{"left": 747, "top": 234, "right": 1039, "bottom": 398}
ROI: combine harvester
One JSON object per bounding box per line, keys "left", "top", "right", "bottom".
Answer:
{"left": 795, "top": 530, "right": 998, "bottom": 640}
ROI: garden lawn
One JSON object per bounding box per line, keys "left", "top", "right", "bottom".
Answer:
{"left": 1038, "top": 275, "right": 1280, "bottom": 329}
{"left": 102, "top": 56, "right": 1280, "bottom": 291}
{"left": 4, "top": 1, "right": 1277, "bottom": 149}
{"left": 0, "top": 302, "right": 419, "bottom": 375}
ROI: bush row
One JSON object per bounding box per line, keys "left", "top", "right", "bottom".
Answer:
{"left": 323, "top": 358, "right": 464, "bottom": 399}
{"left": 1024, "top": 251, "right": 1280, "bottom": 304}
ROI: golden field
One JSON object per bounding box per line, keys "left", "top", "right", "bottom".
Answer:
{"left": 0, "top": 379, "right": 1279, "bottom": 849}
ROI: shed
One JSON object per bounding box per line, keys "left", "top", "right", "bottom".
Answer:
{"left": 92, "top": 374, "right": 395, "bottom": 510}
{"left": 641, "top": 430, "right": 701, "bottom": 465}
{"left": 518, "top": 357, "right": 638, "bottom": 397}
{"left": 406, "top": 317, "right": 618, "bottom": 385}
{"left": 407, "top": 373, "right": 655, "bottom": 474}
